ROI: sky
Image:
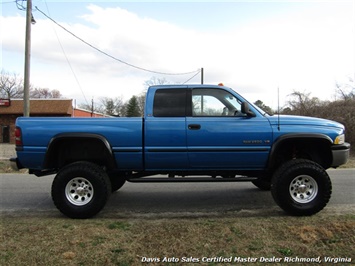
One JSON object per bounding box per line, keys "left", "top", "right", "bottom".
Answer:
{"left": 1, "top": 0, "right": 355, "bottom": 109}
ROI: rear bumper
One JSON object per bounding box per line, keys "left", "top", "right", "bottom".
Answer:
{"left": 331, "top": 142, "right": 351, "bottom": 167}
{"left": 9, "top": 157, "right": 24, "bottom": 171}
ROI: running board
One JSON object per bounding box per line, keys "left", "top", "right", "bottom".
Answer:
{"left": 127, "top": 177, "right": 257, "bottom": 183}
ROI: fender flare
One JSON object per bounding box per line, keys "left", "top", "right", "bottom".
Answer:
{"left": 44, "top": 133, "right": 116, "bottom": 169}
{"left": 268, "top": 133, "right": 333, "bottom": 169}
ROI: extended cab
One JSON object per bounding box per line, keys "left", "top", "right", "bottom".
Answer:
{"left": 11, "top": 84, "right": 350, "bottom": 218}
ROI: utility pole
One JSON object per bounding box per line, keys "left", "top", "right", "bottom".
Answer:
{"left": 91, "top": 98, "right": 94, "bottom": 117}
{"left": 23, "top": 0, "right": 33, "bottom": 117}
{"left": 201, "top": 67, "right": 204, "bottom": 84}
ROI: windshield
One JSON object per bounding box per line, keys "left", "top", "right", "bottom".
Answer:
{"left": 250, "top": 102, "right": 271, "bottom": 116}
{"left": 227, "top": 87, "right": 270, "bottom": 116}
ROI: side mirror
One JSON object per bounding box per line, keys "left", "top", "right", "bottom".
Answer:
{"left": 241, "top": 102, "right": 256, "bottom": 117}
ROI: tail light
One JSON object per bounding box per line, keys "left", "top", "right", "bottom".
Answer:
{"left": 15, "top": 127, "right": 23, "bottom": 146}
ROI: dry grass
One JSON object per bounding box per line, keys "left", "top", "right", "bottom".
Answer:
{"left": 0, "top": 160, "right": 13, "bottom": 173}
{"left": 1, "top": 215, "right": 354, "bottom": 266}
{"left": 340, "top": 154, "right": 355, "bottom": 168}
{"left": 0, "top": 160, "right": 27, "bottom": 174}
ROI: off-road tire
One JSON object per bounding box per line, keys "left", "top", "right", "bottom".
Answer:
{"left": 271, "top": 159, "right": 332, "bottom": 216}
{"left": 52, "top": 161, "right": 111, "bottom": 219}
{"left": 252, "top": 178, "right": 271, "bottom": 191}
{"left": 109, "top": 175, "right": 126, "bottom": 192}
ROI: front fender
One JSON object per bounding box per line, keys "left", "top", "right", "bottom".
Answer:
{"left": 268, "top": 133, "right": 333, "bottom": 169}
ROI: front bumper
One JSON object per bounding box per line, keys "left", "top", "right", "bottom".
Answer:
{"left": 331, "top": 142, "right": 351, "bottom": 167}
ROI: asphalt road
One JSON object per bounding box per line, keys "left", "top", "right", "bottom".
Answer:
{"left": 1, "top": 169, "right": 354, "bottom": 218}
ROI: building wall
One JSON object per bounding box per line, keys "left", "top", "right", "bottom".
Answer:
{"left": 0, "top": 115, "right": 17, "bottom": 144}
{"left": 0, "top": 104, "right": 107, "bottom": 144}
{"left": 73, "top": 108, "right": 108, "bottom": 117}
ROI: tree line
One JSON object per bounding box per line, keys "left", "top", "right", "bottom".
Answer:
{"left": 282, "top": 86, "right": 354, "bottom": 151}
{"left": 254, "top": 76, "right": 354, "bottom": 150}
{"left": 1, "top": 69, "right": 353, "bottom": 150}
{"left": 76, "top": 78, "right": 165, "bottom": 117}
{"left": 0, "top": 69, "right": 145, "bottom": 117}
{"left": 0, "top": 70, "right": 62, "bottom": 99}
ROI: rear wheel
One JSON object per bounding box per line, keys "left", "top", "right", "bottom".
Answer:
{"left": 271, "top": 159, "right": 331, "bottom": 216}
{"left": 52, "top": 161, "right": 111, "bottom": 219}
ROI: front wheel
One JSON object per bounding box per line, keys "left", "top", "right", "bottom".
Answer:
{"left": 109, "top": 175, "right": 126, "bottom": 192}
{"left": 271, "top": 159, "right": 332, "bottom": 216}
{"left": 52, "top": 161, "right": 111, "bottom": 219}
{"left": 252, "top": 177, "right": 271, "bottom": 191}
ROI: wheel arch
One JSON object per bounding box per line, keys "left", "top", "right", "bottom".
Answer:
{"left": 268, "top": 133, "right": 333, "bottom": 170}
{"left": 44, "top": 133, "right": 116, "bottom": 170}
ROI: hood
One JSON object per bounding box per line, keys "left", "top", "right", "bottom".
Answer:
{"left": 267, "top": 115, "right": 344, "bottom": 129}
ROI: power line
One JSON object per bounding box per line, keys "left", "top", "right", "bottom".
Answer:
{"left": 35, "top": 6, "right": 200, "bottom": 77}
{"left": 43, "top": 0, "right": 89, "bottom": 105}
{"left": 15, "top": 0, "right": 26, "bottom": 10}
{"left": 183, "top": 69, "right": 201, "bottom": 84}
{"left": 1, "top": 1, "right": 16, "bottom": 4}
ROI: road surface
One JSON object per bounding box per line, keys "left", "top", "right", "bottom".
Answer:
{"left": 1, "top": 169, "right": 354, "bottom": 218}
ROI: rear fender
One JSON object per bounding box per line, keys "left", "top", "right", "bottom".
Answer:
{"left": 44, "top": 133, "right": 116, "bottom": 170}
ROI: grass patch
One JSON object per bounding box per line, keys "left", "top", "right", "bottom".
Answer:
{"left": 340, "top": 154, "right": 355, "bottom": 168}
{"left": 0, "top": 160, "right": 13, "bottom": 173}
{"left": 107, "top": 221, "right": 131, "bottom": 230}
{"left": 1, "top": 215, "right": 354, "bottom": 265}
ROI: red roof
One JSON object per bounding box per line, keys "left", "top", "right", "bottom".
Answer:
{"left": 0, "top": 99, "right": 73, "bottom": 115}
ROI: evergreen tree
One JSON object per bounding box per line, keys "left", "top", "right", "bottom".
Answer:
{"left": 125, "top": 96, "right": 141, "bottom": 117}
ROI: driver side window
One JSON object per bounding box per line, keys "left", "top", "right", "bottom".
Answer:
{"left": 192, "top": 88, "right": 242, "bottom": 117}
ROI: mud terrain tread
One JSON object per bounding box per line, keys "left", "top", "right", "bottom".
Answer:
{"left": 52, "top": 161, "right": 111, "bottom": 219}
{"left": 271, "top": 159, "right": 332, "bottom": 216}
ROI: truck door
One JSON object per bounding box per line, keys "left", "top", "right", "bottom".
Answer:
{"left": 144, "top": 88, "right": 189, "bottom": 170}
{"left": 186, "top": 88, "right": 272, "bottom": 170}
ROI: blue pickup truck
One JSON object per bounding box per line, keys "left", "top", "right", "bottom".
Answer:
{"left": 11, "top": 84, "right": 350, "bottom": 218}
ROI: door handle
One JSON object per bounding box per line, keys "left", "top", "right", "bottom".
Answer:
{"left": 188, "top": 124, "right": 201, "bottom": 130}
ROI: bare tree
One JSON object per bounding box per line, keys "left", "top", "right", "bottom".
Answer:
{"left": 78, "top": 101, "right": 104, "bottom": 115}
{"left": 283, "top": 87, "right": 354, "bottom": 150}
{"left": 336, "top": 75, "right": 355, "bottom": 100}
{"left": 137, "top": 92, "right": 146, "bottom": 116}
{"left": 30, "top": 88, "right": 62, "bottom": 98}
{"left": 0, "top": 69, "right": 24, "bottom": 98}
{"left": 139, "top": 76, "right": 171, "bottom": 115}
{"left": 144, "top": 76, "right": 170, "bottom": 89}
{"left": 1, "top": 69, "right": 63, "bottom": 99}
{"left": 100, "top": 97, "right": 124, "bottom": 117}
{"left": 286, "top": 90, "right": 320, "bottom": 116}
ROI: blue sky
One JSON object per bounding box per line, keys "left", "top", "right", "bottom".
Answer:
{"left": 1, "top": 0, "right": 354, "bottom": 108}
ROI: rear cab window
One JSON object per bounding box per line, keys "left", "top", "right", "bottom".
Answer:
{"left": 153, "top": 89, "right": 187, "bottom": 117}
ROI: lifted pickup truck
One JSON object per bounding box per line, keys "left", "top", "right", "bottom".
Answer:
{"left": 11, "top": 84, "right": 350, "bottom": 218}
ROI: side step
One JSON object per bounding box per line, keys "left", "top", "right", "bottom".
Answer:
{"left": 127, "top": 177, "right": 257, "bottom": 183}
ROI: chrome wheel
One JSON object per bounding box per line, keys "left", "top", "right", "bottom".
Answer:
{"left": 65, "top": 177, "right": 94, "bottom": 206}
{"left": 289, "top": 175, "right": 318, "bottom": 203}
